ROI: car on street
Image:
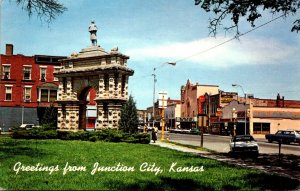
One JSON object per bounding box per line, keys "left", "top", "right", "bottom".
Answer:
{"left": 190, "top": 128, "right": 200, "bottom": 135}
{"left": 265, "top": 130, "right": 300, "bottom": 144}
{"left": 230, "top": 135, "right": 259, "bottom": 157}
{"left": 19, "top": 124, "right": 40, "bottom": 129}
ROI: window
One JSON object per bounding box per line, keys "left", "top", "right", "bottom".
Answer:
{"left": 253, "top": 123, "right": 270, "bottom": 134}
{"left": 2, "top": 65, "right": 10, "bottom": 79}
{"left": 41, "top": 89, "right": 49, "bottom": 102}
{"left": 5, "top": 86, "right": 12, "bottom": 101}
{"left": 50, "top": 90, "right": 57, "bottom": 102}
{"left": 40, "top": 67, "right": 47, "bottom": 81}
{"left": 24, "top": 87, "right": 32, "bottom": 102}
{"left": 40, "top": 89, "right": 57, "bottom": 102}
{"left": 23, "top": 66, "right": 31, "bottom": 80}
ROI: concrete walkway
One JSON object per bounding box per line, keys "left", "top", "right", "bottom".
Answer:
{"left": 150, "top": 140, "right": 300, "bottom": 182}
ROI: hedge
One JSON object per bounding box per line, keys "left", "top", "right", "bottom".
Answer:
{"left": 12, "top": 128, "right": 150, "bottom": 144}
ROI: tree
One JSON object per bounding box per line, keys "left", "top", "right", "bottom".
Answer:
{"left": 195, "top": 0, "right": 300, "bottom": 36}
{"left": 41, "top": 104, "right": 57, "bottom": 128}
{"left": 119, "top": 95, "right": 139, "bottom": 134}
{"left": 14, "top": 0, "right": 67, "bottom": 23}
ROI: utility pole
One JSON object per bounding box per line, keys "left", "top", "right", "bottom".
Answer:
{"left": 152, "top": 71, "right": 156, "bottom": 129}
{"left": 151, "top": 62, "right": 176, "bottom": 136}
{"left": 232, "top": 84, "right": 247, "bottom": 135}
{"left": 161, "top": 94, "right": 165, "bottom": 140}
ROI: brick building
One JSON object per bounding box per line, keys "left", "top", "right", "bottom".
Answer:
{"left": 0, "top": 44, "right": 66, "bottom": 130}
{"left": 180, "top": 79, "right": 219, "bottom": 129}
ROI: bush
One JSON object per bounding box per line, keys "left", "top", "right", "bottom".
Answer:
{"left": 12, "top": 128, "right": 150, "bottom": 144}
{"left": 12, "top": 128, "right": 57, "bottom": 139}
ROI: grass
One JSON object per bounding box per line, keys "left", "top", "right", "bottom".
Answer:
{"left": 0, "top": 136, "right": 299, "bottom": 190}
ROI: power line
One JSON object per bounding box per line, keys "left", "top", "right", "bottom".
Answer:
{"left": 174, "top": 14, "right": 285, "bottom": 64}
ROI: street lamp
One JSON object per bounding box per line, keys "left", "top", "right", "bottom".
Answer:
{"left": 152, "top": 62, "right": 176, "bottom": 140}
{"left": 232, "top": 84, "right": 247, "bottom": 135}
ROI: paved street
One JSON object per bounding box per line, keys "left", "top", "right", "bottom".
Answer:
{"left": 159, "top": 132, "right": 300, "bottom": 155}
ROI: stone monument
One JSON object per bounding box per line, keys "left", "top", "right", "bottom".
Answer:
{"left": 55, "top": 22, "right": 134, "bottom": 131}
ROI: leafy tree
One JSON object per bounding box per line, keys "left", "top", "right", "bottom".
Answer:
{"left": 14, "top": 0, "right": 67, "bottom": 23}
{"left": 195, "top": 0, "right": 300, "bottom": 36}
{"left": 41, "top": 104, "right": 57, "bottom": 128}
{"left": 119, "top": 95, "right": 139, "bottom": 134}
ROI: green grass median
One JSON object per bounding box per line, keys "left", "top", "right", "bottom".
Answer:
{"left": 0, "top": 136, "right": 299, "bottom": 190}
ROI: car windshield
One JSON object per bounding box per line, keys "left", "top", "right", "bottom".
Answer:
{"left": 234, "top": 136, "right": 254, "bottom": 142}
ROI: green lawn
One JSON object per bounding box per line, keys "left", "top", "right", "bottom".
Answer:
{"left": 0, "top": 136, "right": 299, "bottom": 190}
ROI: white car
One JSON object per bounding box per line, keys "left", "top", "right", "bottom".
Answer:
{"left": 230, "top": 135, "right": 259, "bottom": 157}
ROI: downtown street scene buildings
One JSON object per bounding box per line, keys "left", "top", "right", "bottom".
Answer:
{"left": 1, "top": 42, "right": 300, "bottom": 138}
{"left": 1, "top": 22, "right": 300, "bottom": 137}
{"left": 145, "top": 80, "right": 300, "bottom": 138}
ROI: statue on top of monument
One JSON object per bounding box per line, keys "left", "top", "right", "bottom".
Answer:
{"left": 89, "top": 21, "right": 98, "bottom": 46}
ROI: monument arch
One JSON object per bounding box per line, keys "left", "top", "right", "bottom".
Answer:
{"left": 55, "top": 21, "right": 134, "bottom": 131}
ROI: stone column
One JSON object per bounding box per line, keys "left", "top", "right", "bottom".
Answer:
{"left": 66, "top": 104, "right": 80, "bottom": 131}
{"left": 124, "top": 75, "right": 129, "bottom": 99}
{"left": 95, "top": 102, "right": 107, "bottom": 129}
{"left": 114, "top": 74, "right": 119, "bottom": 98}
{"left": 117, "top": 75, "right": 122, "bottom": 99}
{"left": 98, "top": 74, "right": 105, "bottom": 99}
{"left": 112, "top": 103, "right": 122, "bottom": 128}
{"left": 107, "top": 103, "right": 122, "bottom": 129}
{"left": 108, "top": 74, "right": 115, "bottom": 98}
{"left": 57, "top": 80, "right": 64, "bottom": 100}
{"left": 57, "top": 106, "right": 64, "bottom": 129}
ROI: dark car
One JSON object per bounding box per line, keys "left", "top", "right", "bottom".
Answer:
{"left": 265, "top": 130, "right": 300, "bottom": 144}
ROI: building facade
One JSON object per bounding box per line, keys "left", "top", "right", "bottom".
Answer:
{"left": 0, "top": 44, "right": 66, "bottom": 130}
{"left": 165, "top": 99, "right": 181, "bottom": 129}
{"left": 180, "top": 79, "right": 219, "bottom": 129}
{"left": 221, "top": 94, "right": 300, "bottom": 137}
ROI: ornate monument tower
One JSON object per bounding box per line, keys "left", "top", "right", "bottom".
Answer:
{"left": 55, "top": 21, "right": 134, "bottom": 131}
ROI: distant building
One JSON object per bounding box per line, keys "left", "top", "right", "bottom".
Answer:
{"left": 164, "top": 99, "right": 181, "bottom": 129}
{"left": 0, "top": 44, "right": 66, "bottom": 130}
{"left": 221, "top": 94, "right": 300, "bottom": 137}
{"left": 180, "top": 79, "right": 219, "bottom": 129}
{"left": 137, "top": 109, "right": 147, "bottom": 125}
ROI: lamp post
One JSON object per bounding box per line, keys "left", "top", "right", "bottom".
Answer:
{"left": 152, "top": 62, "right": 176, "bottom": 140}
{"left": 232, "top": 84, "right": 247, "bottom": 135}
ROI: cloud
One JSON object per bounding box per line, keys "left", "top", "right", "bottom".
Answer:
{"left": 125, "top": 37, "right": 299, "bottom": 68}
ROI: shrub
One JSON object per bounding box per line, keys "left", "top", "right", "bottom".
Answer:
{"left": 12, "top": 128, "right": 57, "bottom": 139}
{"left": 12, "top": 128, "right": 150, "bottom": 144}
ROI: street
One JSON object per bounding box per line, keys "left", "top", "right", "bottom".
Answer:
{"left": 159, "top": 132, "right": 300, "bottom": 155}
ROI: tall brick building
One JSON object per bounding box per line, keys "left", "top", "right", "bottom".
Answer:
{"left": 0, "top": 44, "right": 66, "bottom": 131}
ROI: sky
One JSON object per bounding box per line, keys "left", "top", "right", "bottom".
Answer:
{"left": 1, "top": 0, "right": 300, "bottom": 109}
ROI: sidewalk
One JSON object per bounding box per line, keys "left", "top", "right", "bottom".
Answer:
{"left": 151, "top": 140, "right": 300, "bottom": 181}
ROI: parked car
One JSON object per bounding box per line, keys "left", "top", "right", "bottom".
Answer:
{"left": 230, "top": 135, "right": 259, "bottom": 157}
{"left": 190, "top": 128, "right": 200, "bottom": 135}
{"left": 19, "top": 124, "right": 35, "bottom": 129}
{"left": 265, "top": 130, "right": 300, "bottom": 144}
{"left": 19, "top": 124, "right": 40, "bottom": 129}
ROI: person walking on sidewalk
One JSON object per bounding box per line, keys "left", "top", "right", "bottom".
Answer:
{"left": 151, "top": 127, "right": 157, "bottom": 143}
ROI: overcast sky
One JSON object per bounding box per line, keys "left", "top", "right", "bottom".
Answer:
{"left": 1, "top": 0, "right": 300, "bottom": 109}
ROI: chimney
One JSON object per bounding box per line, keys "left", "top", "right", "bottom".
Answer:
{"left": 6, "top": 44, "right": 13, "bottom": 56}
